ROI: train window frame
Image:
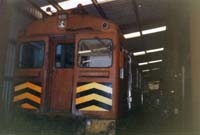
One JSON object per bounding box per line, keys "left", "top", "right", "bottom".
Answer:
{"left": 18, "top": 41, "right": 45, "bottom": 69}
{"left": 77, "top": 38, "right": 113, "bottom": 68}
{"left": 55, "top": 43, "right": 75, "bottom": 68}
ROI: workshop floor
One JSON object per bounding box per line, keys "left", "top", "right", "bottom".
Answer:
{"left": 0, "top": 110, "right": 193, "bottom": 135}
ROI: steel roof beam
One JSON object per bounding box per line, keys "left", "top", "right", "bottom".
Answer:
{"left": 131, "top": 0, "right": 149, "bottom": 65}
{"left": 131, "top": 0, "right": 143, "bottom": 38}
{"left": 91, "top": 0, "right": 108, "bottom": 19}
{"left": 119, "top": 18, "right": 165, "bottom": 32}
{"left": 143, "top": 72, "right": 162, "bottom": 80}
{"left": 46, "top": 0, "right": 63, "bottom": 11}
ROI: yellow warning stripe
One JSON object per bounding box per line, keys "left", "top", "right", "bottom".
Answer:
{"left": 80, "top": 105, "right": 108, "bottom": 111}
{"left": 77, "top": 82, "right": 112, "bottom": 94}
{"left": 21, "top": 103, "right": 37, "bottom": 110}
{"left": 14, "top": 82, "right": 42, "bottom": 93}
{"left": 76, "top": 94, "right": 112, "bottom": 106}
{"left": 13, "top": 92, "right": 41, "bottom": 104}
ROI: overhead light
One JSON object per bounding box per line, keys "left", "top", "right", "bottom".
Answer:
{"left": 146, "top": 48, "right": 164, "bottom": 53}
{"left": 142, "top": 69, "right": 150, "bottom": 72}
{"left": 133, "top": 47, "right": 164, "bottom": 57}
{"left": 170, "top": 90, "right": 175, "bottom": 94}
{"left": 142, "top": 26, "right": 167, "bottom": 35}
{"left": 133, "top": 51, "right": 146, "bottom": 56}
{"left": 138, "top": 60, "right": 163, "bottom": 66}
{"left": 148, "top": 59, "right": 163, "bottom": 64}
{"left": 152, "top": 68, "right": 160, "bottom": 71}
{"left": 124, "top": 26, "right": 167, "bottom": 39}
{"left": 142, "top": 68, "right": 160, "bottom": 73}
{"left": 124, "top": 32, "right": 141, "bottom": 39}
{"left": 138, "top": 62, "right": 148, "bottom": 66}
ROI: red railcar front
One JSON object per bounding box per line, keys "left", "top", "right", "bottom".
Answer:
{"left": 13, "top": 11, "right": 129, "bottom": 120}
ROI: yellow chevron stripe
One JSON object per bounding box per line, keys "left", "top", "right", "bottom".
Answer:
{"left": 77, "top": 82, "right": 112, "bottom": 94}
{"left": 14, "top": 82, "right": 42, "bottom": 93}
{"left": 13, "top": 92, "right": 41, "bottom": 104}
{"left": 76, "top": 94, "right": 112, "bottom": 106}
{"left": 21, "top": 103, "right": 37, "bottom": 110}
{"left": 80, "top": 105, "right": 108, "bottom": 111}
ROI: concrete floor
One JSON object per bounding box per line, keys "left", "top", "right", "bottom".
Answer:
{"left": 0, "top": 110, "right": 193, "bottom": 135}
{"left": 117, "top": 111, "right": 185, "bottom": 135}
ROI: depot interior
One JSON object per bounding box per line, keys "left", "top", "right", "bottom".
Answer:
{"left": 0, "top": 0, "right": 200, "bottom": 134}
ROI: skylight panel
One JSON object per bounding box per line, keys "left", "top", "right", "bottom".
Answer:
{"left": 41, "top": 0, "right": 116, "bottom": 15}
{"left": 41, "top": 5, "right": 57, "bottom": 15}
{"left": 58, "top": 0, "right": 92, "bottom": 10}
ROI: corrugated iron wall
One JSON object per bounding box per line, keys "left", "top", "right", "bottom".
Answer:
{"left": 1, "top": 0, "right": 34, "bottom": 120}
{"left": 0, "top": 0, "right": 11, "bottom": 115}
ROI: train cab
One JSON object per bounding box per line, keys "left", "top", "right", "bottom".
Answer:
{"left": 13, "top": 9, "right": 131, "bottom": 120}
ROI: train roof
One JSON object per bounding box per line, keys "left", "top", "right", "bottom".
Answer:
{"left": 20, "top": 9, "right": 121, "bottom": 37}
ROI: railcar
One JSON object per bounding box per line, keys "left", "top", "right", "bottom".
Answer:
{"left": 13, "top": 8, "right": 133, "bottom": 124}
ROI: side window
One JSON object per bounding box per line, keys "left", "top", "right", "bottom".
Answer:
{"left": 19, "top": 41, "right": 45, "bottom": 68}
{"left": 78, "top": 39, "right": 112, "bottom": 68}
{"left": 55, "top": 43, "right": 74, "bottom": 68}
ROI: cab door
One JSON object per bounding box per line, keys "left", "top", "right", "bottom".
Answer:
{"left": 72, "top": 33, "right": 119, "bottom": 119}
{"left": 48, "top": 37, "right": 75, "bottom": 112}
